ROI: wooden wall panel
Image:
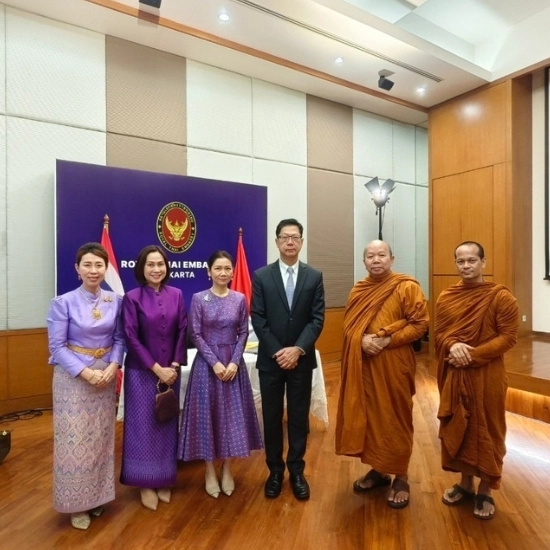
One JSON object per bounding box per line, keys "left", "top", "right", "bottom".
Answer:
{"left": 491, "top": 162, "right": 510, "bottom": 284}
{"left": 316, "top": 307, "right": 344, "bottom": 363}
{"left": 432, "top": 167, "right": 494, "bottom": 274}
{"left": 0, "top": 333, "right": 7, "bottom": 401}
{"left": 6, "top": 330, "right": 50, "bottom": 400}
{"left": 510, "top": 76, "right": 533, "bottom": 334}
{"left": 429, "top": 76, "right": 533, "bottom": 359}
{"left": 460, "top": 168, "right": 494, "bottom": 270}
{"left": 430, "top": 83, "right": 507, "bottom": 179}
{"left": 431, "top": 176, "right": 462, "bottom": 274}
{"left": 1, "top": 315, "right": 348, "bottom": 410}
{"left": 0, "top": 330, "right": 51, "bottom": 414}
{"left": 506, "top": 387, "right": 550, "bottom": 424}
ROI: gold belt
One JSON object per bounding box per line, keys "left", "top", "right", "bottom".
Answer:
{"left": 67, "top": 344, "right": 112, "bottom": 359}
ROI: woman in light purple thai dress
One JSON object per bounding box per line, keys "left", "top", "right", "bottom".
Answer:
{"left": 178, "top": 251, "right": 262, "bottom": 498}
{"left": 120, "top": 245, "right": 187, "bottom": 511}
{"left": 47, "top": 242, "right": 124, "bottom": 531}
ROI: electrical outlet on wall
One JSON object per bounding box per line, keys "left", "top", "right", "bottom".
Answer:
{"left": 522, "top": 315, "right": 527, "bottom": 322}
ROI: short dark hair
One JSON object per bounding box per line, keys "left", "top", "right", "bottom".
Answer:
{"left": 76, "top": 243, "right": 108, "bottom": 266}
{"left": 207, "top": 250, "right": 234, "bottom": 269}
{"left": 454, "top": 241, "right": 485, "bottom": 260}
{"left": 276, "top": 218, "right": 303, "bottom": 238}
{"left": 134, "top": 245, "right": 170, "bottom": 286}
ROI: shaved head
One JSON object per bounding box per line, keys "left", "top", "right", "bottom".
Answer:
{"left": 363, "top": 240, "right": 393, "bottom": 259}
{"left": 363, "top": 240, "right": 394, "bottom": 280}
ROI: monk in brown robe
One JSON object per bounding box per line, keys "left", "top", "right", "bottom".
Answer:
{"left": 336, "top": 240, "right": 429, "bottom": 509}
{"left": 435, "top": 241, "right": 518, "bottom": 520}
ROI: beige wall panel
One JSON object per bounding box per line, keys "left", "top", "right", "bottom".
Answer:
{"left": 106, "top": 36, "right": 185, "bottom": 144}
{"left": 107, "top": 133, "right": 186, "bottom": 176}
{"left": 430, "top": 83, "right": 507, "bottom": 179}
{"left": 7, "top": 8, "right": 105, "bottom": 131}
{"left": 308, "top": 168, "right": 354, "bottom": 308}
{"left": 0, "top": 7, "right": 5, "bottom": 115}
{"left": 307, "top": 96, "right": 352, "bottom": 174}
{"left": 432, "top": 167, "right": 494, "bottom": 275}
{"left": 531, "top": 70, "right": 548, "bottom": 332}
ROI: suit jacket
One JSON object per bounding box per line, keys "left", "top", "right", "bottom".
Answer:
{"left": 251, "top": 261, "right": 325, "bottom": 372}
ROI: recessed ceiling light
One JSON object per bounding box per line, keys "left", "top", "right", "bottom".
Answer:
{"left": 334, "top": 57, "right": 344, "bottom": 65}
{"left": 417, "top": 86, "right": 426, "bottom": 95}
{"left": 219, "top": 12, "right": 230, "bottom": 22}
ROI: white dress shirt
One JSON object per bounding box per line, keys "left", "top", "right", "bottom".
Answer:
{"left": 279, "top": 259, "right": 299, "bottom": 286}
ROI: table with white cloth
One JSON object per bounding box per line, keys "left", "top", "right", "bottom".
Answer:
{"left": 117, "top": 349, "right": 329, "bottom": 429}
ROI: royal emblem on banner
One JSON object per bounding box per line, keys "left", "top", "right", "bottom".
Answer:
{"left": 156, "top": 202, "right": 197, "bottom": 253}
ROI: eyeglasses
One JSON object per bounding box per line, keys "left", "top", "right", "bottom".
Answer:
{"left": 277, "top": 234, "right": 302, "bottom": 243}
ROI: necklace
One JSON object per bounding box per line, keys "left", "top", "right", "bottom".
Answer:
{"left": 79, "top": 287, "right": 102, "bottom": 320}
{"left": 209, "top": 288, "right": 229, "bottom": 298}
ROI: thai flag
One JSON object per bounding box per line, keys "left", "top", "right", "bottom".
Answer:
{"left": 101, "top": 216, "right": 125, "bottom": 399}
{"left": 230, "top": 228, "right": 252, "bottom": 312}
{"left": 231, "top": 228, "right": 258, "bottom": 351}
{"left": 100, "top": 218, "right": 124, "bottom": 297}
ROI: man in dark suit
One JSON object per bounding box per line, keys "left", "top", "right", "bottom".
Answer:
{"left": 251, "top": 218, "right": 325, "bottom": 500}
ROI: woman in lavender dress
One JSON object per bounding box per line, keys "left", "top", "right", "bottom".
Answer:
{"left": 120, "top": 245, "right": 187, "bottom": 511}
{"left": 47, "top": 242, "right": 124, "bottom": 531}
{"left": 178, "top": 251, "right": 262, "bottom": 498}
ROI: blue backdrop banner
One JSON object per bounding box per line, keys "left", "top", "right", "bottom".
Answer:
{"left": 55, "top": 160, "right": 268, "bottom": 307}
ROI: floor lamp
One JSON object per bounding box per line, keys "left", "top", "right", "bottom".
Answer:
{"left": 364, "top": 177, "right": 396, "bottom": 240}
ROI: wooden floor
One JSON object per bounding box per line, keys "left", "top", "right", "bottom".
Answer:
{"left": 505, "top": 333, "right": 550, "bottom": 379}
{"left": 2, "top": 355, "right": 550, "bottom": 550}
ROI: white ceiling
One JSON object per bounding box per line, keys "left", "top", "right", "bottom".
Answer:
{"left": 5, "top": 0, "right": 550, "bottom": 125}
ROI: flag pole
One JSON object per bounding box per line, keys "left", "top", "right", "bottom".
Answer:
{"left": 103, "top": 214, "right": 110, "bottom": 233}
{"left": 231, "top": 227, "right": 252, "bottom": 313}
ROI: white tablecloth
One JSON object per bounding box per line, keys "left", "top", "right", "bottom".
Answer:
{"left": 117, "top": 350, "right": 329, "bottom": 428}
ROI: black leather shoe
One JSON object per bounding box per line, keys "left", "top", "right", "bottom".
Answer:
{"left": 290, "top": 474, "right": 310, "bottom": 500}
{"left": 264, "top": 472, "right": 284, "bottom": 498}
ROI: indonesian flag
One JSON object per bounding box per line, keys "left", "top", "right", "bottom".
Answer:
{"left": 100, "top": 216, "right": 124, "bottom": 297}
{"left": 231, "top": 228, "right": 252, "bottom": 312}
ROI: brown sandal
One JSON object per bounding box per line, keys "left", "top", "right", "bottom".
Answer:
{"left": 473, "top": 494, "right": 495, "bottom": 520}
{"left": 387, "top": 478, "right": 410, "bottom": 509}
{"left": 353, "top": 469, "right": 391, "bottom": 493}
{"left": 442, "top": 484, "right": 475, "bottom": 506}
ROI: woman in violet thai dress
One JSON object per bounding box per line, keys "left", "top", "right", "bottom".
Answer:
{"left": 120, "top": 245, "right": 187, "bottom": 511}
{"left": 178, "top": 251, "right": 263, "bottom": 498}
{"left": 47, "top": 242, "right": 124, "bottom": 531}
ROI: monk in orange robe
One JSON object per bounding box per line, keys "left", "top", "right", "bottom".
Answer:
{"left": 435, "top": 241, "right": 518, "bottom": 520}
{"left": 336, "top": 240, "right": 429, "bottom": 509}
